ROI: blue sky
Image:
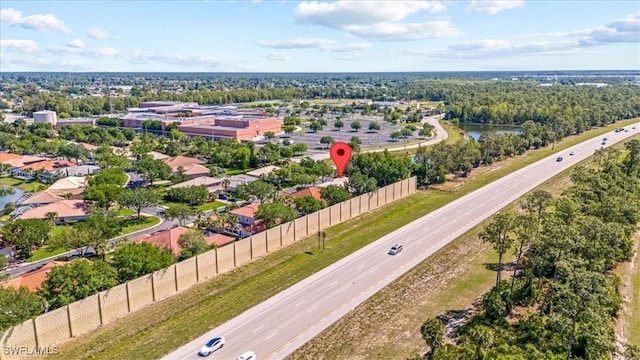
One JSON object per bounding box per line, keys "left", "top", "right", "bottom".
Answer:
{"left": 1, "top": 0, "right": 638, "bottom": 72}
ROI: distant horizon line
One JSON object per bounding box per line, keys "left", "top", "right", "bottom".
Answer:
{"left": 1, "top": 70, "right": 639, "bottom": 74}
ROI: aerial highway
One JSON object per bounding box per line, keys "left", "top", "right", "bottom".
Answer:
{"left": 164, "top": 124, "right": 639, "bottom": 360}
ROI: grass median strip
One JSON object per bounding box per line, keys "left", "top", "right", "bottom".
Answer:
{"left": 48, "top": 120, "right": 639, "bottom": 360}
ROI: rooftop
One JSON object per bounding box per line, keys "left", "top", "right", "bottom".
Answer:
{"left": 230, "top": 203, "right": 260, "bottom": 218}
{"left": 2, "top": 260, "right": 68, "bottom": 292}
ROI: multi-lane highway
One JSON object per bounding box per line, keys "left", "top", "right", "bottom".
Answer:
{"left": 164, "top": 123, "right": 639, "bottom": 360}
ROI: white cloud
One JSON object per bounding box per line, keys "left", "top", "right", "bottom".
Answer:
{"left": 465, "top": 0, "right": 525, "bottom": 15}
{"left": 294, "top": 1, "right": 445, "bottom": 27}
{"left": 0, "top": 8, "right": 71, "bottom": 33}
{"left": 265, "top": 52, "right": 292, "bottom": 61}
{"left": 578, "top": 13, "right": 640, "bottom": 45}
{"left": 257, "top": 37, "right": 372, "bottom": 52}
{"left": 124, "top": 50, "right": 227, "bottom": 68}
{"left": 67, "top": 39, "right": 85, "bottom": 48}
{"left": 87, "top": 28, "right": 112, "bottom": 39}
{"left": 293, "top": 0, "right": 456, "bottom": 41}
{"left": 0, "top": 39, "right": 39, "bottom": 53}
{"left": 403, "top": 12, "right": 639, "bottom": 60}
{"left": 48, "top": 44, "right": 119, "bottom": 57}
{"left": 85, "top": 47, "right": 120, "bottom": 57}
{"left": 347, "top": 20, "right": 461, "bottom": 41}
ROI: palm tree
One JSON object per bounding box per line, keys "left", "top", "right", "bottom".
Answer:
{"left": 44, "top": 211, "right": 58, "bottom": 226}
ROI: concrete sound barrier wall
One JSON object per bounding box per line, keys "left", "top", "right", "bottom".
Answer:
{"left": 216, "top": 243, "right": 235, "bottom": 274}
{"left": 0, "top": 320, "right": 36, "bottom": 360}
{"left": 266, "top": 227, "right": 281, "bottom": 252}
{"left": 176, "top": 257, "right": 198, "bottom": 292}
{"left": 251, "top": 231, "right": 267, "bottom": 259}
{"left": 127, "top": 275, "right": 153, "bottom": 312}
{"left": 235, "top": 237, "right": 252, "bottom": 267}
{"left": 68, "top": 294, "right": 101, "bottom": 337}
{"left": 196, "top": 250, "right": 218, "bottom": 281}
{"left": 34, "top": 307, "right": 70, "bottom": 347}
{"left": 281, "top": 222, "right": 295, "bottom": 246}
{"left": 1, "top": 177, "right": 417, "bottom": 354}
{"left": 99, "top": 283, "right": 129, "bottom": 324}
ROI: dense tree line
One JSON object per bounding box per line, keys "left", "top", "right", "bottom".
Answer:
{"left": 445, "top": 82, "right": 640, "bottom": 128}
{"left": 416, "top": 141, "right": 640, "bottom": 359}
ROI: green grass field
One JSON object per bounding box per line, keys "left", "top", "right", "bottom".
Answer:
{"left": 27, "top": 246, "right": 68, "bottom": 262}
{"left": 38, "top": 119, "right": 640, "bottom": 360}
{"left": 118, "top": 216, "right": 161, "bottom": 236}
{"left": 0, "top": 177, "right": 48, "bottom": 192}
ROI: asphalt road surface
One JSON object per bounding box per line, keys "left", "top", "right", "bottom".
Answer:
{"left": 163, "top": 123, "right": 639, "bottom": 360}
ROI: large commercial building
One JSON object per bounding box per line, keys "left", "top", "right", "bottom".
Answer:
{"left": 122, "top": 101, "right": 281, "bottom": 141}
{"left": 33, "top": 110, "right": 57, "bottom": 126}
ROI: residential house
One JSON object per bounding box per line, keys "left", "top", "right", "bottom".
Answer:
{"left": 317, "top": 176, "right": 349, "bottom": 188}
{"left": 209, "top": 207, "right": 265, "bottom": 238}
{"left": 48, "top": 176, "right": 87, "bottom": 190}
{"left": 230, "top": 203, "right": 260, "bottom": 226}
{"left": 21, "top": 188, "right": 84, "bottom": 206}
{"left": 246, "top": 165, "right": 280, "bottom": 179}
{"left": 1, "top": 260, "right": 67, "bottom": 292}
{"left": 169, "top": 176, "right": 225, "bottom": 193}
{"left": 133, "top": 226, "right": 233, "bottom": 255}
{"left": 61, "top": 164, "right": 100, "bottom": 177}
{"left": 0, "top": 153, "right": 46, "bottom": 174}
{"left": 18, "top": 199, "right": 90, "bottom": 224}
{"left": 162, "top": 155, "right": 208, "bottom": 178}
{"left": 289, "top": 186, "right": 322, "bottom": 201}
{"left": 11, "top": 159, "right": 76, "bottom": 183}
{"left": 224, "top": 174, "right": 258, "bottom": 192}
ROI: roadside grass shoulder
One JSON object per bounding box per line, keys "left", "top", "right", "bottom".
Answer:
{"left": 42, "top": 120, "right": 640, "bottom": 360}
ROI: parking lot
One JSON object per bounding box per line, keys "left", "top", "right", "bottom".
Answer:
{"left": 282, "top": 114, "right": 422, "bottom": 149}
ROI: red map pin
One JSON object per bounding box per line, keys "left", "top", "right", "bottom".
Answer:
{"left": 329, "top": 142, "right": 352, "bottom": 177}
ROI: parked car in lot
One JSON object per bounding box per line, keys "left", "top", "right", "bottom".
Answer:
{"left": 236, "top": 351, "right": 257, "bottom": 360}
{"left": 199, "top": 337, "right": 225, "bottom": 356}
{"left": 388, "top": 243, "right": 403, "bottom": 255}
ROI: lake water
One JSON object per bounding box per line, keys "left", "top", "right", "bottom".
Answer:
{"left": 0, "top": 186, "right": 25, "bottom": 211}
{"left": 459, "top": 123, "right": 522, "bottom": 141}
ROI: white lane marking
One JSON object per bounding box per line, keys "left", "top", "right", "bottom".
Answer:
{"left": 328, "top": 280, "right": 338, "bottom": 287}
{"left": 265, "top": 331, "right": 278, "bottom": 340}
{"left": 252, "top": 325, "right": 264, "bottom": 334}
{"left": 295, "top": 300, "right": 305, "bottom": 308}
{"left": 306, "top": 305, "right": 318, "bottom": 313}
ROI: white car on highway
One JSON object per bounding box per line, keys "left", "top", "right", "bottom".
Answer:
{"left": 198, "top": 337, "right": 225, "bottom": 356}
{"left": 236, "top": 351, "right": 257, "bottom": 360}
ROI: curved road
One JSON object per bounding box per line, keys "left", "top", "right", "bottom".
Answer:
{"left": 164, "top": 123, "right": 639, "bottom": 360}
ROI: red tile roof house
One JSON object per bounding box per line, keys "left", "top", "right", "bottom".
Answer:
{"left": 18, "top": 199, "right": 90, "bottom": 225}
{"left": 1, "top": 260, "right": 68, "bottom": 292}
{"left": 133, "top": 226, "right": 233, "bottom": 255}
{"left": 162, "top": 156, "right": 207, "bottom": 176}
{"left": 0, "top": 153, "right": 46, "bottom": 175}
{"left": 289, "top": 186, "right": 322, "bottom": 201}
{"left": 229, "top": 203, "right": 267, "bottom": 237}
